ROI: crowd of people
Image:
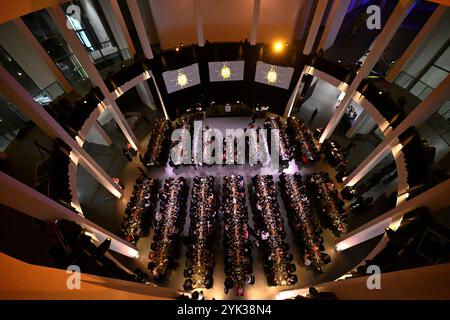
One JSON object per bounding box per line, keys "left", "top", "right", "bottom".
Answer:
{"left": 222, "top": 175, "right": 255, "bottom": 296}
{"left": 120, "top": 169, "right": 157, "bottom": 244}
{"left": 307, "top": 172, "right": 348, "bottom": 236}
{"left": 148, "top": 177, "right": 188, "bottom": 282}
{"left": 251, "top": 175, "right": 297, "bottom": 286}
{"left": 183, "top": 176, "right": 217, "bottom": 291}
{"left": 141, "top": 118, "right": 171, "bottom": 167}
{"left": 279, "top": 172, "right": 331, "bottom": 273}
{"left": 264, "top": 116, "right": 294, "bottom": 167}
{"left": 287, "top": 117, "right": 320, "bottom": 164}
{"left": 321, "top": 139, "right": 347, "bottom": 168}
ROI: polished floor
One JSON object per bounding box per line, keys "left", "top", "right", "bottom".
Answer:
{"left": 77, "top": 110, "right": 384, "bottom": 299}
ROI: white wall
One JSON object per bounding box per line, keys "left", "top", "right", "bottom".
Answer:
{"left": 148, "top": 0, "right": 304, "bottom": 48}
{"left": 149, "top": 0, "right": 197, "bottom": 49}
{"left": 259, "top": 0, "right": 303, "bottom": 44}
{"left": 0, "top": 21, "right": 58, "bottom": 91}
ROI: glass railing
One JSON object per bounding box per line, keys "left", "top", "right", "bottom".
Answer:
{"left": 34, "top": 82, "right": 65, "bottom": 106}
{"left": 394, "top": 71, "right": 434, "bottom": 100}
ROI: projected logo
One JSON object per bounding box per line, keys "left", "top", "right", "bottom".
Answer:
{"left": 265, "top": 65, "right": 279, "bottom": 85}
{"left": 176, "top": 70, "right": 190, "bottom": 88}
{"left": 220, "top": 63, "right": 232, "bottom": 80}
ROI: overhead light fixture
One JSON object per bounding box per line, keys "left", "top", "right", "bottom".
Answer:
{"left": 175, "top": 47, "right": 180, "bottom": 52}
{"left": 273, "top": 41, "right": 284, "bottom": 53}
{"left": 220, "top": 63, "right": 232, "bottom": 80}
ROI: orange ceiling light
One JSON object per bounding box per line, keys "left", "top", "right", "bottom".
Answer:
{"left": 273, "top": 41, "right": 284, "bottom": 53}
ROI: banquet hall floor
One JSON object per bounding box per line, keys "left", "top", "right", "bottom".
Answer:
{"left": 77, "top": 113, "right": 383, "bottom": 300}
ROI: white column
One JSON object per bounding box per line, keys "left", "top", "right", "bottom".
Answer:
{"left": 108, "top": 0, "right": 136, "bottom": 56}
{"left": 136, "top": 81, "right": 155, "bottom": 110}
{"left": 319, "top": 0, "right": 416, "bottom": 143}
{"left": 318, "top": 0, "right": 352, "bottom": 51}
{"left": 0, "top": 171, "right": 137, "bottom": 258}
{"left": 0, "top": 65, "right": 123, "bottom": 198}
{"left": 193, "top": 0, "right": 205, "bottom": 46}
{"left": 47, "top": 5, "right": 140, "bottom": 152}
{"left": 344, "top": 74, "right": 450, "bottom": 188}
{"left": 85, "top": 121, "right": 113, "bottom": 146}
{"left": 14, "top": 19, "right": 72, "bottom": 93}
{"left": 126, "top": 0, "right": 153, "bottom": 59}
{"left": 284, "top": 66, "right": 309, "bottom": 117}
{"left": 79, "top": 0, "right": 109, "bottom": 46}
{"left": 149, "top": 70, "right": 169, "bottom": 120}
{"left": 250, "top": 0, "right": 261, "bottom": 45}
{"left": 336, "top": 178, "right": 450, "bottom": 251}
{"left": 386, "top": 5, "right": 447, "bottom": 83}
{"left": 303, "top": 0, "right": 328, "bottom": 55}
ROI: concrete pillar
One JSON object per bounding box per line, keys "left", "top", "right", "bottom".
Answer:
{"left": 284, "top": 66, "right": 309, "bottom": 117}
{"left": 250, "top": 0, "right": 261, "bottom": 45}
{"left": 386, "top": 5, "right": 447, "bottom": 83}
{"left": 344, "top": 74, "right": 450, "bottom": 188}
{"left": 0, "top": 65, "right": 123, "bottom": 198}
{"left": 47, "top": 5, "right": 140, "bottom": 152}
{"left": 85, "top": 121, "right": 113, "bottom": 146}
{"left": 14, "top": 19, "right": 72, "bottom": 93}
{"left": 0, "top": 171, "right": 137, "bottom": 258}
{"left": 107, "top": 0, "right": 136, "bottom": 56}
{"left": 79, "top": 0, "right": 109, "bottom": 47}
{"left": 319, "top": 0, "right": 416, "bottom": 143}
{"left": 303, "top": 0, "right": 328, "bottom": 55}
{"left": 126, "top": 0, "right": 153, "bottom": 59}
{"left": 318, "top": 0, "right": 352, "bottom": 51}
{"left": 149, "top": 70, "right": 169, "bottom": 120}
{"left": 335, "top": 178, "right": 450, "bottom": 251}
{"left": 98, "top": 0, "right": 134, "bottom": 59}
{"left": 136, "top": 81, "right": 155, "bottom": 110}
{"left": 193, "top": 0, "right": 205, "bottom": 47}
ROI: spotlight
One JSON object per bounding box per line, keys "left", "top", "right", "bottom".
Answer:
{"left": 180, "top": 43, "right": 184, "bottom": 47}
{"left": 175, "top": 47, "right": 180, "bottom": 52}
{"left": 273, "top": 41, "right": 284, "bottom": 53}
{"left": 378, "top": 91, "right": 383, "bottom": 95}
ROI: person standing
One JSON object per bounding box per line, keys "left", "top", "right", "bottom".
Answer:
{"left": 309, "top": 108, "right": 319, "bottom": 124}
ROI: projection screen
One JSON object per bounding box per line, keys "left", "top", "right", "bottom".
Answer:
{"left": 208, "top": 61, "right": 245, "bottom": 82}
{"left": 254, "top": 61, "right": 294, "bottom": 89}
